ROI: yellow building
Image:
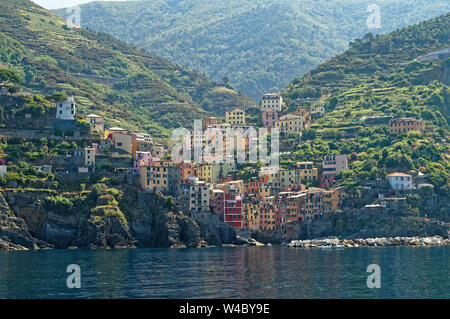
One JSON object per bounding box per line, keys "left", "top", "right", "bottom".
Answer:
{"left": 113, "top": 132, "right": 133, "bottom": 154}
{"left": 104, "top": 127, "right": 127, "bottom": 139}
{"left": 259, "top": 184, "right": 272, "bottom": 198}
{"left": 260, "top": 197, "right": 276, "bottom": 230}
{"left": 323, "top": 189, "right": 347, "bottom": 212}
{"left": 244, "top": 202, "right": 260, "bottom": 231}
{"left": 139, "top": 161, "right": 180, "bottom": 194}
{"left": 275, "top": 114, "right": 303, "bottom": 134}
{"left": 75, "top": 147, "right": 96, "bottom": 168}
{"left": 296, "top": 161, "right": 319, "bottom": 182}
{"left": 226, "top": 109, "right": 245, "bottom": 125}
{"left": 197, "top": 164, "right": 213, "bottom": 183}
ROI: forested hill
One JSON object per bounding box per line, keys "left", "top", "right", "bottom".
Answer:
{"left": 278, "top": 13, "right": 449, "bottom": 194}
{"left": 55, "top": 0, "right": 450, "bottom": 99}
{"left": 0, "top": 0, "right": 253, "bottom": 138}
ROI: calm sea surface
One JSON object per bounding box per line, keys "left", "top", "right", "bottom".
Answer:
{"left": 0, "top": 246, "right": 448, "bottom": 298}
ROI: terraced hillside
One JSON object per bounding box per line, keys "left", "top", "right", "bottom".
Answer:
{"left": 279, "top": 13, "right": 449, "bottom": 195}
{"left": 0, "top": 0, "right": 253, "bottom": 139}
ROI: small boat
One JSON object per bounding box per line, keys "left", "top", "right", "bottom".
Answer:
{"left": 321, "top": 245, "right": 345, "bottom": 250}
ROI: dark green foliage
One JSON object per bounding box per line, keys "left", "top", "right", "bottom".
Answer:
{"left": 0, "top": 67, "right": 20, "bottom": 85}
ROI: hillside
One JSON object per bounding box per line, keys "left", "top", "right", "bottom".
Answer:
{"left": 279, "top": 13, "right": 449, "bottom": 195}
{"left": 55, "top": 0, "right": 450, "bottom": 98}
{"left": 0, "top": 0, "right": 253, "bottom": 139}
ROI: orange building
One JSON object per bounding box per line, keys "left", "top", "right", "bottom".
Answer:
{"left": 246, "top": 176, "right": 270, "bottom": 195}
{"left": 389, "top": 118, "right": 425, "bottom": 134}
{"left": 180, "top": 162, "right": 197, "bottom": 179}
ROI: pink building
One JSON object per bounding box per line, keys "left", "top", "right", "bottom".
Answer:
{"left": 261, "top": 110, "right": 279, "bottom": 128}
{"left": 211, "top": 189, "right": 225, "bottom": 216}
{"left": 134, "top": 151, "right": 153, "bottom": 170}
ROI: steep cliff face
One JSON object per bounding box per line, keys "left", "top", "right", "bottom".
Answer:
{"left": 0, "top": 192, "right": 51, "bottom": 250}
{"left": 0, "top": 188, "right": 240, "bottom": 250}
{"left": 297, "top": 209, "right": 449, "bottom": 240}
{"left": 128, "top": 192, "right": 236, "bottom": 248}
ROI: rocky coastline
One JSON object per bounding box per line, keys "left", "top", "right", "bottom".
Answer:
{"left": 1, "top": 188, "right": 449, "bottom": 252}
{"left": 287, "top": 236, "right": 449, "bottom": 248}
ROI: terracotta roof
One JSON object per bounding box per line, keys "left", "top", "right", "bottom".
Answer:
{"left": 387, "top": 172, "right": 412, "bottom": 177}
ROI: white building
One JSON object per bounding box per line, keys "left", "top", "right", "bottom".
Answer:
{"left": 311, "top": 105, "right": 325, "bottom": 116}
{"left": 260, "top": 93, "right": 283, "bottom": 112}
{"left": 387, "top": 173, "right": 413, "bottom": 190}
{"left": 56, "top": 96, "right": 76, "bottom": 120}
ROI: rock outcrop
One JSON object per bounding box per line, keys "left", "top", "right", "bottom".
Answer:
{"left": 0, "top": 192, "right": 51, "bottom": 251}
{"left": 0, "top": 187, "right": 245, "bottom": 251}
{"left": 296, "top": 209, "right": 449, "bottom": 240}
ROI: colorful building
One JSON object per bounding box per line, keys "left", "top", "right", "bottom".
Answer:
{"left": 259, "top": 197, "right": 276, "bottom": 230}
{"left": 226, "top": 109, "right": 246, "bottom": 125}
{"left": 202, "top": 117, "right": 220, "bottom": 130}
{"left": 296, "top": 161, "right": 318, "bottom": 182}
{"left": 224, "top": 193, "right": 243, "bottom": 228}
{"left": 389, "top": 118, "right": 425, "bottom": 135}
{"left": 261, "top": 110, "right": 279, "bottom": 128}
{"left": 197, "top": 164, "right": 213, "bottom": 183}
{"left": 243, "top": 202, "right": 260, "bottom": 231}
{"left": 139, "top": 161, "right": 181, "bottom": 194}
{"left": 279, "top": 170, "right": 301, "bottom": 188}
{"left": 211, "top": 189, "right": 225, "bottom": 216}
{"left": 177, "top": 177, "right": 211, "bottom": 214}
{"left": 275, "top": 114, "right": 303, "bottom": 134}
{"left": 304, "top": 187, "right": 325, "bottom": 219}
{"left": 323, "top": 188, "right": 347, "bottom": 212}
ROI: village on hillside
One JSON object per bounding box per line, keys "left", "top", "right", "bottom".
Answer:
{"left": 0, "top": 79, "right": 435, "bottom": 233}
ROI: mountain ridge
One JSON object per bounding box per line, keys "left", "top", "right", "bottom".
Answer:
{"left": 54, "top": 0, "right": 450, "bottom": 98}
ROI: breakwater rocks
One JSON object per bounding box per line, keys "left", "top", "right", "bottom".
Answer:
{"left": 287, "top": 236, "right": 450, "bottom": 248}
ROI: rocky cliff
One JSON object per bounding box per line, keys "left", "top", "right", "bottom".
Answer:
{"left": 0, "top": 192, "right": 51, "bottom": 250}
{"left": 0, "top": 187, "right": 243, "bottom": 251}
{"left": 296, "top": 209, "right": 449, "bottom": 240}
